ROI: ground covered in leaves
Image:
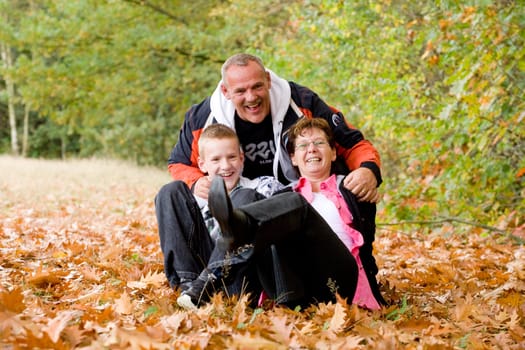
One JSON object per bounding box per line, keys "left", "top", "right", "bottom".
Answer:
{"left": 0, "top": 156, "right": 524, "bottom": 349}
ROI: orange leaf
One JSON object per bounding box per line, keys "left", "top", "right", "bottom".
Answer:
{"left": 115, "top": 328, "right": 171, "bottom": 350}
{"left": 42, "top": 311, "right": 80, "bottom": 343}
{"left": 328, "top": 302, "right": 346, "bottom": 333}
{"left": 127, "top": 270, "right": 165, "bottom": 289}
{"left": 0, "top": 288, "right": 25, "bottom": 313}
{"left": 115, "top": 292, "right": 134, "bottom": 315}
{"left": 27, "top": 268, "right": 66, "bottom": 287}
{"left": 269, "top": 315, "right": 293, "bottom": 344}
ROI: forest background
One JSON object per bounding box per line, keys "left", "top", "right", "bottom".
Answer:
{"left": 1, "top": 0, "right": 524, "bottom": 231}
{"left": 1, "top": 0, "right": 524, "bottom": 230}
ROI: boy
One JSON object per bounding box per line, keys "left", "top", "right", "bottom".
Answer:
{"left": 155, "top": 124, "right": 283, "bottom": 309}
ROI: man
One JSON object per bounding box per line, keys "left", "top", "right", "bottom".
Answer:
{"left": 155, "top": 124, "right": 283, "bottom": 306}
{"left": 167, "top": 53, "right": 382, "bottom": 203}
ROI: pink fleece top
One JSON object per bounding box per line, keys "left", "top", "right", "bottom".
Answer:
{"left": 294, "top": 175, "right": 381, "bottom": 310}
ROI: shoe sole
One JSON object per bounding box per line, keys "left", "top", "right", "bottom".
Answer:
{"left": 209, "top": 177, "right": 234, "bottom": 240}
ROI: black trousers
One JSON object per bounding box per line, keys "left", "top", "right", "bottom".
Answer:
{"left": 155, "top": 181, "right": 263, "bottom": 288}
{"left": 238, "top": 192, "right": 359, "bottom": 305}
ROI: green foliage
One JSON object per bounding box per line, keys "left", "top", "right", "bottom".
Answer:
{"left": 276, "top": 0, "right": 524, "bottom": 227}
{"left": 0, "top": 0, "right": 522, "bottom": 228}
{"left": 3, "top": 0, "right": 228, "bottom": 164}
{"left": 1, "top": 0, "right": 298, "bottom": 165}
{"left": 26, "top": 117, "right": 80, "bottom": 158}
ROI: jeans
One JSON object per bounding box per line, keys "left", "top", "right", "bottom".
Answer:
{"left": 155, "top": 181, "right": 263, "bottom": 288}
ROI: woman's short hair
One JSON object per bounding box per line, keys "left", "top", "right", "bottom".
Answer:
{"left": 286, "top": 117, "right": 335, "bottom": 155}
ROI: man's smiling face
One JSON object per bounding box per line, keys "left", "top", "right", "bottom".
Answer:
{"left": 221, "top": 60, "right": 272, "bottom": 124}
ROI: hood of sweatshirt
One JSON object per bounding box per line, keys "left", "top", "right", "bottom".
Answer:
{"left": 209, "top": 69, "right": 291, "bottom": 129}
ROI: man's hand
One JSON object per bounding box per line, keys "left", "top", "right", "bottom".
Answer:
{"left": 343, "top": 167, "right": 381, "bottom": 203}
{"left": 193, "top": 176, "right": 212, "bottom": 200}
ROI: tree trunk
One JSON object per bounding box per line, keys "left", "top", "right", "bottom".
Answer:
{"left": 22, "top": 104, "right": 29, "bottom": 156}
{"left": 61, "top": 132, "right": 67, "bottom": 160}
{"left": 0, "top": 42, "right": 19, "bottom": 156}
{"left": 21, "top": 0, "right": 37, "bottom": 158}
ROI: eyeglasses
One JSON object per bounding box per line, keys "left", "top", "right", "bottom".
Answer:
{"left": 294, "top": 140, "right": 329, "bottom": 151}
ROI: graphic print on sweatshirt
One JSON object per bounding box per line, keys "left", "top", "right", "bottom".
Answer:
{"left": 235, "top": 113, "right": 275, "bottom": 179}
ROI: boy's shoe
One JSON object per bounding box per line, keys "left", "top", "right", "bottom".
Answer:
{"left": 176, "top": 271, "right": 216, "bottom": 310}
{"left": 177, "top": 294, "right": 197, "bottom": 310}
{"left": 208, "top": 176, "right": 253, "bottom": 247}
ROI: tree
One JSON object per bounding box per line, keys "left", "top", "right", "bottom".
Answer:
{"left": 0, "top": 0, "right": 521, "bottom": 229}
{"left": 1, "top": 0, "right": 298, "bottom": 163}
{"left": 0, "top": 0, "right": 34, "bottom": 156}
{"left": 0, "top": 40, "right": 19, "bottom": 155}
{"left": 275, "top": 0, "right": 524, "bottom": 227}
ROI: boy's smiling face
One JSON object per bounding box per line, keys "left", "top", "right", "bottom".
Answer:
{"left": 198, "top": 137, "right": 244, "bottom": 192}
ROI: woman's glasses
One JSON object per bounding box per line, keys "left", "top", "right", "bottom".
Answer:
{"left": 295, "top": 140, "right": 329, "bottom": 151}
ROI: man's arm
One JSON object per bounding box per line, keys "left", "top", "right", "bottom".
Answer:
{"left": 167, "top": 98, "right": 211, "bottom": 189}
{"left": 291, "top": 83, "right": 382, "bottom": 201}
{"left": 331, "top": 120, "right": 381, "bottom": 178}
{"left": 331, "top": 120, "right": 382, "bottom": 203}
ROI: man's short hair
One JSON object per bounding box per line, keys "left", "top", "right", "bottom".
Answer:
{"left": 221, "top": 53, "right": 265, "bottom": 81}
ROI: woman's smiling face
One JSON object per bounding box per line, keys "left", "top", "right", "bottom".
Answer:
{"left": 290, "top": 127, "right": 336, "bottom": 181}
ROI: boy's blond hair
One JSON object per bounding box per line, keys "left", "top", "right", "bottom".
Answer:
{"left": 198, "top": 124, "right": 241, "bottom": 157}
